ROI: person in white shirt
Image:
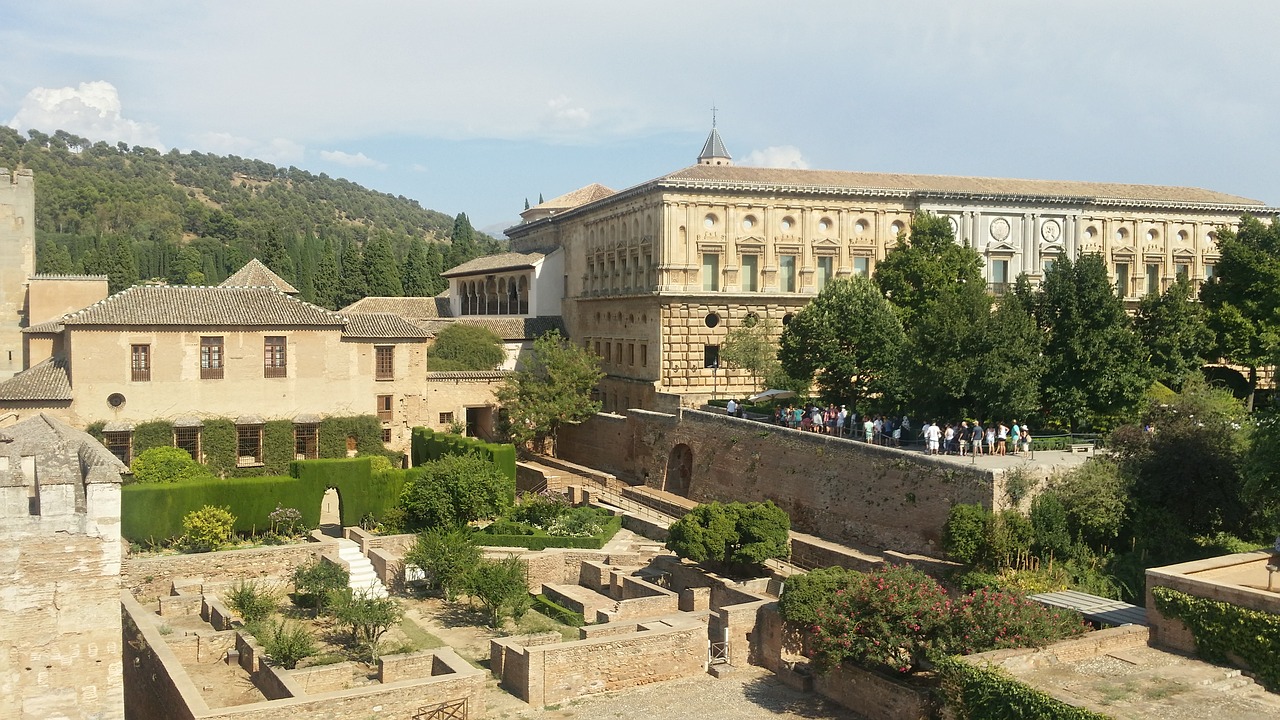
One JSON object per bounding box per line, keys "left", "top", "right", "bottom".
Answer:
{"left": 924, "top": 421, "right": 941, "bottom": 454}
{"left": 726, "top": 399, "right": 737, "bottom": 416}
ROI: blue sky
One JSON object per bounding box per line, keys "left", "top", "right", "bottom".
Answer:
{"left": 4, "top": 1, "right": 1279, "bottom": 236}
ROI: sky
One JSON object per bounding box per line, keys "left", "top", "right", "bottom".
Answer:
{"left": 3, "top": 1, "right": 1279, "bottom": 236}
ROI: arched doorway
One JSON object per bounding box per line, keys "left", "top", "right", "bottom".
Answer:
{"left": 319, "top": 487, "right": 342, "bottom": 537}
{"left": 665, "top": 444, "right": 693, "bottom": 496}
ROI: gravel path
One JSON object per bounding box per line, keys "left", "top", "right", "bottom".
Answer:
{"left": 488, "top": 665, "right": 862, "bottom": 720}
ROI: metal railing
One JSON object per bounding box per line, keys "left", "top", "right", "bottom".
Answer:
{"left": 415, "top": 699, "right": 467, "bottom": 720}
{"left": 709, "top": 640, "right": 730, "bottom": 665}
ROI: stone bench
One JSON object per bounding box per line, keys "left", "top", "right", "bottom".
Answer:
{"left": 1069, "top": 443, "right": 1093, "bottom": 454}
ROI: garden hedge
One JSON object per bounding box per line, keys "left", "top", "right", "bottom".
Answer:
{"left": 411, "top": 427, "right": 515, "bottom": 483}
{"left": 121, "top": 457, "right": 411, "bottom": 543}
{"left": 476, "top": 514, "right": 622, "bottom": 550}
{"left": 935, "top": 656, "right": 1113, "bottom": 720}
{"left": 532, "top": 594, "right": 586, "bottom": 627}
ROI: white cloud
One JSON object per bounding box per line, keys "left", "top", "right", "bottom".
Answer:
{"left": 740, "top": 145, "right": 810, "bottom": 170}
{"left": 319, "top": 149, "right": 386, "bottom": 169}
{"left": 543, "top": 95, "right": 591, "bottom": 131}
{"left": 7, "top": 80, "right": 162, "bottom": 148}
{"left": 192, "top": 132, "right": 304, "bottom": 165}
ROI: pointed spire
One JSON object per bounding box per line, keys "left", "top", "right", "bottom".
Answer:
{"left": 698, "top": 108, "right": 732, "bottom": 166}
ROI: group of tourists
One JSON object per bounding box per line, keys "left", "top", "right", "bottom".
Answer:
{"left": 760, "top": 402, "right": 1032, "bottom": 456}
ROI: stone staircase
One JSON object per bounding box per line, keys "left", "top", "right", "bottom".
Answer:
{"left": 334, "top": 538, "right": 388, "bottom": 598}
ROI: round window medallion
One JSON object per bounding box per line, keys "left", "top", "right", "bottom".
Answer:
{"left": 781, "top": 217, "right": 794, "bottom": 232}
{"left": 742, "top": 311, "right": 759, "bottom": 328}
{"left": 854, "top": 220, "right": 868, "bottom": 235}
{"left": 818, "top": 218, "right": 831, "bottom": 232}
{"left": 742, "top": 216, "right": 756, "bottom": 230}
{"left": 704, "top": 214, "right": 717, "bottom": 229}
{"left": 107, "top": 393, "right": 126, "bottom": 408}
{"left": 704, "top": 313, "right": 720, "bottom": 329}
{"left": 782, "top": 313, "right": 795, "bottom": 326}
{"left": 989, "top": 218, "right": 1011, "bottom": 242}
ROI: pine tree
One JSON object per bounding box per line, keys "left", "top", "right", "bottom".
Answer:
{"left": 401, "top": 239, "right": 432, "bottom": 296}
{"left": 335, "top": 240, "right": 368, "bottom": 308}
{"left": 312, "top": 239, "right": 341, "bottom": 309}
{"left": 35, "top": 237, "right": 76, "bottom": 274}
{"left": 363, "top": 234, "right": 403, "bottom": 297}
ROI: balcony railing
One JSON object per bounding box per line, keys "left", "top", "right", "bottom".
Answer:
{"left": 264, "top": 365, "right": 287, "bottom": 378}
{"left": 201, "top": 366, "right": 224, "bottom": 379}
{"left": 131, "top": 368, "right": 151, "bottom": 382}
{"left": 987, "top": 282, "right": 1010, "bottom": 296}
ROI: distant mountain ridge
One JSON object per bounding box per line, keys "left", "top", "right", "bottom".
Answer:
{"left": 0, "top": 126, "right": 504, "bottom": 307}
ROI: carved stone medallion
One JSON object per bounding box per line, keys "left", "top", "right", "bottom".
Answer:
{"left": 1041, "top": 219, "right": 1062, "bottom": 243}
{"left": 990, "top": 218, "right": 1011, "bottom": 242}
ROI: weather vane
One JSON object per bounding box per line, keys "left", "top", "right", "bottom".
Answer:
{"left": 711, "top": 104, "right": 718, "bottom": 128}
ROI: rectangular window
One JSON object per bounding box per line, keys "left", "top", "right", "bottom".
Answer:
{"left": 702, "top": 253, "right": 720, "bottom": 291}
{"left": 604, "top": 341, "right": 611, "bottom": 364}
{"left": 644, "top": 253, "right": 653, "bottom": 287}
{"left": 779, "top": 255, "right": 797, "bottom": 292}
{"left": 200, "top": 337, "right": 224, "bottom": 379}
{"left": 816, "top": 256, "right": 834, "bottom": 290}
{"left": 1043, "top": 259, "right": 1056, "bottom": 274}
{"left": 381, "top": 427, "right": 392, "bottom": 443}
{"left": 704, "top": 344, "right": 720, "bottom": 369}
{"left": 375, "top": 345, "right": 394, "bottom": 380}
{"left": 628, "top": 343, "right": 635, "bottom": 366}
{"left": 1146, "top": 263, "right": 1161, "bottom": 296}
{"left": 1204, "top": 263, "right": 1216, "bottom": 282}
{"left": 852, "top": 256, "right": 870, "bottom": 278}
{"left": 641, "top": 344, "right": 648, "bottom": 367}
{"left": 439, "top": 411, "right": 454, "bottom": 425}
{"left": 621, "top": 257, "right": 629, "bottom": 288}
{"left": 173, "top": 426, "right": 201, "bottom": 461}
{"left": 1115, "top": 262, "right": 1130, "bottom": 297}
{"left": 103, "top": 431, "right": 132, "bottom": 466}
{"left": 1175, "top": 263, "right": 1189, "bottom": 281}
{"left": 131, "top": 344, "right": 150, "bottom": 382}
{"left": 990, "top": 259, "right": 1010, "bottom": 294}
{"left": 236, "top": 425, "right": 263, "bottom": 466}
{"left": 615, "top": 343, "right": 622, "bottom": 365}
{"left": 377, "top": 394, "right": 393, "bottom": 422}
{"left": 264, "top": 336, "right": 287, "bottom": 378}
{"left": 741, "top": 254, "right": 759, "bottom": 291}
{"left": 594, "top": 340, "right": 601, "bottom": 356}
{"left": 294, "top": 424, "right": 318, "bottom": 460}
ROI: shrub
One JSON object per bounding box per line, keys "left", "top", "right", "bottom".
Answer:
{"left": 943, "top": 504, "right": 990, "bottom": 566}
{"left": 810, "top": 565, "right": 951, "bottom": 674}
{"left": 226, "top": 580, "right": 280, "bottom": 624}
{"left": 947, "top": 588, "right": 1087, "bottom": 655}
{"left": 510, "top": 492, "right": 570, "bottom": 529}
{"left": 399, "top": 453, "right": 513, "bottom": 530}
{"left": 291, "top": 560, "right": 349, "bottom": 615}
{"left": 466, "top": 555, "right": 531, "bottom": 628}
{"left": 936, "top": 656, "right": 1113, "bottom": 720}
{"left": 1050, "top": 459, "right": 1128, "bottom": 546}
{"left": 486, "top": 519, "right": 535, "bottom": 536}
{"left": 329, "top": 589, "right": 403, "bottom": 662}
{"left": 666, "top": 501, "right": 790, "bottom": 572}
{"left": 426, "top": 323, "right": 506, "bottom": 371}
{"left": 1029, "top": 493, "right": 1072, "bottom": 558}
{"left": 181, "top": 505, "right": 235, "bottom": 552}
{"left": 547, "top": 506, "right": 610, "bottom": 537}
{"left": 532, "top": 594, "right": 585, "bottom": 627}
{"left": 403, "top": 526, "right": 482, "bottom": 602}
{"left": 268, "top": 503, "right": 304, "bottom": 538}
{"left": 259, "top": 619, "right": 317, "bottom": 669}
{"left": 778, "top": 566, "right": 861, "bottom": 627}
{"left": 131, "top": 446, "right": 207, "bottom": 484}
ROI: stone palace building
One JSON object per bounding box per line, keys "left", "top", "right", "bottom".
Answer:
{"left": 506, "top": 127, "right": 1274, "bottom": 408}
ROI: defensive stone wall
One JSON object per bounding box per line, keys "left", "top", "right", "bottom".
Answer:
{"left": 559, "top": 408, "right": 1000, "bottom": 554}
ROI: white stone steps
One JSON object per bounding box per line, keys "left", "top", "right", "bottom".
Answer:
{"left": 334, "top": 538, "right": 388, "bottom": 599}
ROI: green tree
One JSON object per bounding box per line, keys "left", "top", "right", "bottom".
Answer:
{"left": 969, "top": 285, "right": 1045, "bottom": 422}
{"left": 426, "top": 323, "right": 506, "bottom": 370}
{"left": 398, "top": 453, "right": 514, "bottom": 530}
{"left": 103, "top": 236, "right": 139, "bottom": 292}
{"left": 181, "top": 505, "right": 236, "bottom": 552}
{"left": 719, "top": 317, "right": 779, "bottom": 393}
{"left": 362, "top": 234, "right": 403, "bottom": 297}
{"left": 259, "top": 226, "right": 297, "bottom": 286}
{"left": 465, "top": 555, "right": 531, "bottom": 628}
{"left": 446, "top": 212, "right": 478, "bottom": 268}
{"left": 403, "top": 526, "right": 482, "bottom": 602}
{"left": 336, "top": 240, "right": 368, "bottom": 308}
{"left": 312, "top": 239, "right": 340, "bottom": 309}
{"left": 778, "top": 277, "right": 904, "bottom": 407}
{"left": 1199, "top": 215, "right": 1280, "bottom": 410}
{"left": 401, "top": 239, "right": 433, "bottom": 296}
{"left": 496, "top": 329, "right": 603, "bottom": 454}
{"left": 1035, "top": 254, "right": 1149, "bottom": 430}
{"left": 666, "top": 501, "right": 790, "bottom": 572}
{"left": 130, "top": 446, "right": 209, "bottom": 483}
{"left": 290, "top": 559, "right": 349, "bottom": 616}
{"left": 329, "top": 589, "right": 403, "bottom": 661}
{"left": 35, "top": 237, "right": 76, "bottom": 274}
{"left": 259, "top": 620, "right": 317, "bottom": 669}
{"left": 899, "top": 280, "right": 991, "bottom": 419}
{"left": 1135, "top": 278, "right": 1214, "bottom": 390}
{"left": 874, "top": 211, "right": 984, "bottom": 326}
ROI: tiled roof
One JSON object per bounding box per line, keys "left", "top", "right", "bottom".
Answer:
{"left": 340, "top": 296, "right": 452, "bottom": 319}
{"left": 425, "top": 370, "right": 511, "bottom": 380}
{"left": 342, "top": 313, "right": 432, "bottom": 339}
{"left": 30, "top": 274, "right": 109, "bottom": 281}
{"left": 660, "top": 164, "right": 1265, "bottom": 206}
{"left": 431, "top": 316, "right": 566, "bottom": 341}
{"left": 220, "top": 258, "right": 299, "bottom": 293}
{"left": 24, "top": 320, "right": 64, "bottom": 334}
{"left": 534, "top": 183, "right": 616, "bottom": 211}
{"left": 442, "top": 252, "right": 544, "bottom": 278}
{"left": 61, "top": 285, "right": 345, "bottom": 327}
{"left": 0, "top": 357, "right": 73, "bottom": 402}
{"left": 1, "top": 412, "right": 127, "bottom": 480}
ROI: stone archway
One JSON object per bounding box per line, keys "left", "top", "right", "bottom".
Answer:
{"left": 319, "top": 487, "right": 342, "bottom": 537}
{"left": 664, "top": 443, "right": 693, "bottom": 497}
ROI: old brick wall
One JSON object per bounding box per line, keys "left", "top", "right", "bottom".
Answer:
{"left": 123, "top": 541, "right": 334, "bottom": 601}
{"left": 561, "top": 409, "right": 999, "bottom": 554}
{"left": 812, "top": 662, "right": 938, "bottom": 720}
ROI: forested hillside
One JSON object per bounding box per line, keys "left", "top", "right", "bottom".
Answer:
{"left": 0, "top": 127, "right": 505, "bottom": 307}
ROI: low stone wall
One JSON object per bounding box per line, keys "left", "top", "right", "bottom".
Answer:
{"left": 158, "top": 593, "right": 204, "bottom": 617}
{"left": 974, "top": 625, "right": 1150, "bottom": 673}
{"left": 1145, "top": 550, "right": 1280, "bottom": 656}
{"left": 493, "top": 617, "right": 707, "bottom": 706}
{"left": 202, "top": 596, "right": 237, "bottom": 630}
{"left": 717, "top": 597, "right": 774, "bottom": 667}
{"left": 597, "top": 575, "right": 680, "bottom": 623}
{"left": 490, "top": 631, "right": 561, "bottom": 678}
{"left": 789, "top": 531, "right": 958, "bottom": 578}
{"left": 288, "top": 661, "right": 362, "bottom": 694}
{"left": 812, "top": 662, "right": 938, "bottom": 720}
{"left": 124, "top": 541, "right": 334, "bottom": 601}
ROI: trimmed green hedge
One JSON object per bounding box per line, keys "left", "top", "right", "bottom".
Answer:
{"left": 476, "top": 514, "right": 622, "bottom": 550}
{"left": 1152, "top": 586, "right": 1280, "bottom": 691}
{"left": 411, "top": 427, "right": 515, "bottom": 483}
{"left": 532, "top": 594, "right": 585, "bottom": 627}
{"left": 936, "top": 656, "right": 1113, "bottom": 720}
{"left": 122, "top": 457, "right": 410, "bottom": 543}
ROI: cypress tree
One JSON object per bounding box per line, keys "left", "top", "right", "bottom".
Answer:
{"left": 335, "top": 240, "right": 368, "bottom": 308}
{"left": 363, "top": 234, "right": 403, "bottom": 297}
{"left": 424, "top": 243, "right": 447, "bottom": 296}
{"left": 312, "top": 239, "right": 340, "bottom": 309}
{"left": 402, "top": 239, "right": 432, "bottom": 296}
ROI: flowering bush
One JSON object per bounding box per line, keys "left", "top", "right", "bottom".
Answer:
{"left": 947, "top": 588, "right": 1087, "bottom": 655}
{"left": 810, "top": 565, "right": 952, "bottom": 674}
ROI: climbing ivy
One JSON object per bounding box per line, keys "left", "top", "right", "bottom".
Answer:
{"left": 262, "top": 420, "right": 297, "bottom": 476}
{"left": 935, "top": 655, "right": 1114, "bottom": 720}
{"left": 203, "top": 419, "right": 237, "bottom": 475}
{"left": 134, "top": 420, "right": 175, "bottom": 454}
{"left": 1151, "top": 585, "right": 1280, "bottom": 691}
{"left": 318, "top": 415, "right": 385, "bottom": 458}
